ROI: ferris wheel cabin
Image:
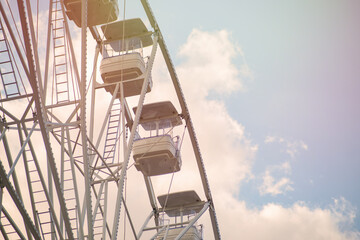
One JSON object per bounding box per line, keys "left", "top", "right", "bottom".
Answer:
{"left": 100, "top": 18, "right": 153, "bottom": 98}
{"left": 132, "top": 101, "right": 182, "bottom": 176}
{"left": 64, "top": 0, "right": 119, "bottom": 27}
{"left": 156, "top": 190, "right": 205, "bottom": 240}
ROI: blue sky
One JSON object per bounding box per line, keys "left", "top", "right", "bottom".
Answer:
{"left": 134, "top": 0, "right": 360, "bottom": 236}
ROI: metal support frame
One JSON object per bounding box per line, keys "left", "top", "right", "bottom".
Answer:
{"left": 0, "top": 123, "right": 32, "bottom": 239}
{"left": 144, "top": 176, "right": 160, "bottom": 227}
{"left": 122, "top": 195, "right": 139, "bottom": 240}
{"left": 0, "top": 160, "right": 41, "bottom": 239}
{"left": 92, "top": 181, "right": 105, "bottom": 223}
{"left": 0, "top": 187, "right": 2, "bottom": 214}
{"left": 142, "top": 221, "right": 191, "bottom": 232}
{"left": 19, "top": 121, "right": 64, "bottom": 240}
{"left": 150, "top": 225, "right": 167, "bottom": 240}
{"left": 93, "top": 83, "right": 120, "bottom": 163}
{"left": 163, "top": 224, "right": 170, "bottom": 240}
{"left": 174, "top": 201, "right": 210, "bottom": 240}
{"left": 0, "top": 128, "right": 7, "bottom": 142}
{"left": 25, "top": 0, "right": 44, "bottom": 98}
{"left": 1, "top": 207, "right": 27, "bottom": 240}
{"left": 137, "top": 210, "right": 155, "bottom": 239}
{"left": 89, "top": 44, "right": 101, "bottom": 143}
{"left": 80, "top": 0, "right": 93, "bottom": 239}
{"left": 16, "top": 0, "right": 75, "bottom": 238}
{"left": 102, "top": 181, "right": 109, "bottom": 239}
{"left": 43, "top": 0, "right": 53, "bottom": 100}
{"left": 7, "top": 122, "right": 37, "bottom": 178}
{"left": 0, "top": 2, "right": 30, "bottom": 79}
{"left": 65, "top": 126, "right": 84, "bottom": 239}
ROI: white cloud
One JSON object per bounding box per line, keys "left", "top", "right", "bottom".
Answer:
{"left": 260, "top": 135, "right": 308, "bottom": 196}
{"left": 177, "top": 29, "right": 250, "bottom": 97}
{"left": 258, "top": 161, "right": 293, "bottom": 196}
{"left": 286, "top": 140, "right": 308, "bottom": 158}
{"left": 259, "top": 170, "right": 294, "bottom": 196}
{"left": 175, "top": 29, "right": 256, "bottom": 197}
{"left": 265, "top": 135, "right": 308, "bottom": 158}
{"left": 216, "top": 197, "right": 360, "bottom": 240}
{"left": 280, "top": 161, "right": 292, "bottom": 174}
{"left": 168, "top": 29, "right": 359, "bottom": 239}
{"left": 331, "top": 197, "right": 358, "bottom": 231}
{"left": 265, "top": 135, "right": 276, "bottom": 143}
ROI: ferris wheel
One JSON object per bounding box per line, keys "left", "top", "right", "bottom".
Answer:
{"left": 0, "top": 0, "right": 221, "bottom": 239}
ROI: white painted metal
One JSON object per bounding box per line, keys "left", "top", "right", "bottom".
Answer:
{"left": 157, "top": 227, "right": 202, "bottom": 240}
{"left": 174, "top": 202, "right": 210, "bottom": 240}
{"left": 80, "top": 0, "right": 93, "bottom": 239}
{"left": 65, "top": 126, "right": 83, "bottom": 239}
{"left": 137, "top": 210, "right": 155, "bottom": 239}
{"left": 0, "top": 1, "right": 221, "bottom": 239}
{"left": 150, "top": 225, "right": 167, "bottom": 240}
{"left": 7, "top": 122, "right": 37, "bottom": 178}
{"left": 102, "top": 181, "right": 108, "bottom": 239}
{"left": 0, "top": 128, "right": 7, "bottom": 142}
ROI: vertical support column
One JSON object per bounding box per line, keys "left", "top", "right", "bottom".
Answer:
{"left": 43, "top": 0, "right": 54, "bottom": 220}
{"left": 0, "top": 187, "right": 3, "bottom": 217}
{"left": 80, "top": 0, "right": 93, "bottom": 239}
{"left": 89, "top": 44, "right": 100, "bottom": 143}
{"left": 102, "top": 181, "right": 108, "bottom": 240}
{"left": 144, "top": 176, "right": 159, "bottom": 227}
{"left": 25, "top": 0, "right": 44, "bottom": 100}
{"left": 66, "top": 126, "right": 84, "bottom": 239}
{"left": 43, "top": 0, "right": 53, "bottom": 100}
{"left": 60, "top": 127, "right": 65, "bottom": 234}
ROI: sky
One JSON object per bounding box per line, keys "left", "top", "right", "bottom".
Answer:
{"left": 1, "top": 0, "right": 359, "bottom": 239}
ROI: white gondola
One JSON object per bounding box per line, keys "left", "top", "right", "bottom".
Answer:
{"left": 100, "top": 18, "right": 152, "bottom": 98}
{"left": 156, "top": 190, "right": 205, "bottom": 240}
{"left": 100, "top": 51, "right": 149, "bottom": 98}
{"left": 132, "top": 101, "right": 182, "bottom": 176}
{"left": 133, "top": 134, "right": 180, "bottom": 176}
{"left": 64, "top": 0, "right": 119, "bottom": 27}
{"left": 157, "top": 190, "right": 205, "bottom": 217}
{"left": 100, "top": 18, "right": 153, "bottom": 98}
